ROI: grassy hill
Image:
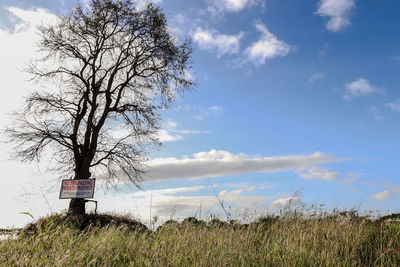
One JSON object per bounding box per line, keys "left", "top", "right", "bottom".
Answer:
{"left": 1, "top": 212, "right": 399, "bottom": 266}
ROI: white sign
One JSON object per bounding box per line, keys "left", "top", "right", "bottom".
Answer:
{"left": 59, "top": 179, "right": 95, "bottom": 199}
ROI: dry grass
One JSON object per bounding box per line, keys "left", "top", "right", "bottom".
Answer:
{"left": 1, "top": 212, "right": 399, "bottom": 266}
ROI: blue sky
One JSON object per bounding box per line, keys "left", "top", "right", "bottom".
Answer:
{"left": 0, "top": 0, "right": 399, "bottom": 227}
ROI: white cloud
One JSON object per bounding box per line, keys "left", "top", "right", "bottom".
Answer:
{"left": 110, "top": 150, "right": 346, "bottom": 182}
{"left": 6, "top": 7, "right": 58, "bottom": 28}
{"left": 379, "top": 184, "right": 400, "bottom": 199}
{"left": 340, "top": 173, "right": 362, "bottom": 184}
{"left": 209, "top": 105, "right": 223, "bottom": 113}
{"left": 297, "top": 166, "right": 340, "bottom": 181}
{"left": 372, "top": 190, "right": 392, "bottom": 201}
{"left": 225, "top": 182, "right": 274, "bottom": 191}
{"left": 0, "top": 7, "right": 61, "bottom": 228}
{"left": 128, "top": 185, "right": 207, "bottom": 197}
{"left": 156, "top": 129, "right": 184, "bottom": 142}
{"left": 195, "top": 105, "right": 223, "bottom": 120}
{"left": 385, "top": 99, "right": 400, "bottom": 111}
{"left": 109, "top": 119, "right": 207, "bottom": 143}
{"left": 94, "top": 185, "right": 277, "bottom": 225}
{"left": 270, "top": 196, "right": 306, "bottom": 210}
{"left": 174, "top": 14, "right": 187, "bottom": 25}
{"left": 207, "top": 0, "right": 265, "bottom": 14}
{"left": 316, "top": 0, "right": 355, "bottom": 32}
{"left": 176, "top": 104, "right": 223, "bottom": 120}
{"left": 308, "top": 73, "right": 326, "bottom": 84}
{"left": 367, "top": 106, "right": 384, "bottom": 121}
{"left": 164, "top": 119, "right": 178, "bottom": 129}
{"left": 193, "top": 27, "right": 244, "bottom": 57}
{"left": 145, "top": 188, "right": 274, "bottom": 217}
{"left": 243, "top": 21, "right": 292, "bottom": 66}
{"left": 387, "top": 185, "right": 400, "bottom": 195}
{"left": 343, "top": 78, "right": 384, "bottom": 100}
{"left": 159, "top": 119, "right": 207, "bottom": 141}
{"left": 0, "top": 8, "right": 58, "bottom": 118}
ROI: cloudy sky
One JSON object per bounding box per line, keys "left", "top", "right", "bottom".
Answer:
{"left": 1, "top": 0, "right": 400, "bottom": 228}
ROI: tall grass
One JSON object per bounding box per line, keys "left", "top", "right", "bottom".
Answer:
{"left": 1, "top": 212, "right": 399, "bottom": 266}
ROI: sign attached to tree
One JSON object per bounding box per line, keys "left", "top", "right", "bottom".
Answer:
{"left": 59, "top": 179, "right": 95, "bottom": 199}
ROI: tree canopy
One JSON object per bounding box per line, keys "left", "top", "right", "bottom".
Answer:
{"left": 6, "top": 0, "right": 195, "bottom": 214}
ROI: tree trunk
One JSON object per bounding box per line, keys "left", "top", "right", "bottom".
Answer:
{"left": 67, "top": 164, "right": 91, "bottom": 215}
{"left": 68, "top": 198, "right": 86, "bottom": 215}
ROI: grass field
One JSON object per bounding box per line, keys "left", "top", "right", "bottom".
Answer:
{"left": 1, "top": 212, "right": 399, "bottom": 266}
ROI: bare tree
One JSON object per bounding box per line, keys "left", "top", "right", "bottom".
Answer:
{"left": 6, "top": 0, "right": 194, "bottom": 214}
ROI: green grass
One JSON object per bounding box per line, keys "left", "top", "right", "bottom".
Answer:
{"left": 1, "top": 212, "right": 399, "bottom": 266}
